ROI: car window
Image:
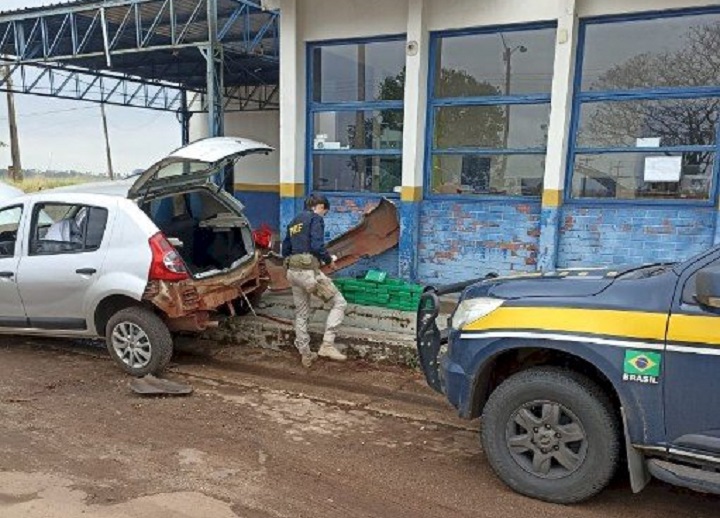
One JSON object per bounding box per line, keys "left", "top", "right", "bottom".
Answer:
{"left": 681, "top": 257, "right": 720, "bottom": 305}
{"left": 0, "top": 205, "right": 22, "bottom": 258}
{"left": 30, "top": 203, "right": 108, "bottom": 256}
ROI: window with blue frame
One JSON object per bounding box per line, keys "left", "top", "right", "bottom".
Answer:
{"left": 428, "top": 25, "right": 556, "bottom": 197}
{"left": 569, "top": 11, "right": 720, "bottom": 201}
{"left": 308, "top": 38, "right": 405, "bottom": 194}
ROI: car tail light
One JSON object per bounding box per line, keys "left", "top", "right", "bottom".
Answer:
{"left": 148, "top": 232, "right": 189, "bottom": 281}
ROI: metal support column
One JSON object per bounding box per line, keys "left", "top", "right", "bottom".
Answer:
{"left": 205, "top": 0, "right": 230, "bottom": 191}
{"left": 180, "top": 89, "right": 191, "bottom": 145}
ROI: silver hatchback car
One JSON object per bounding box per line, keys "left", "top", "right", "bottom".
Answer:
{"left": 0, "top": 137, "right": 272, "bottom": 376}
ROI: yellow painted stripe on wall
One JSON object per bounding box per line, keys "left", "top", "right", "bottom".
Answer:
{"left": 233, "top": 183, "right": 280, "bottom": 193}
{"left": 464, "top": 307, "right": 668, "bottom": 342}
{"left": 541, "top": 189, "right": 563, "bottom": 208}
{"left": 667, "top": 314, "right": 720, "bottom": 346}
{"left": 280, "top": 182, "right": 305, "bottom": 198}
{"left": 401, "top": 186, "right": 423, "bottom": 202}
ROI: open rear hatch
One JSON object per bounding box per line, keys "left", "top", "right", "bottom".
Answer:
{"left": 130, "top": 137, "right": 273, "bottom": 278}
{"left": 128, "top": 136, "right": 273, "bottom": 200}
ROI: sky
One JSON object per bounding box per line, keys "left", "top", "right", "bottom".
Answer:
{"left": 0, "top": 0, "right": 180, "bottom": 176}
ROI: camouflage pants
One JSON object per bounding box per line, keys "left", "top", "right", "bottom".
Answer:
{"left": 286, "top": 268, "right": 347, "bottom": 354}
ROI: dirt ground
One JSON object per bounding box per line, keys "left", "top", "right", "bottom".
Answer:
{"left": 0, "top": 337, "right": 718, "bottom": 518}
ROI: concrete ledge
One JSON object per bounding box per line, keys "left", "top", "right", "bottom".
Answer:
{"left": 204, "top": 314, "right": 419, "bottom": 366}
{"left": 200, "top": 291, "right": 452, "bottom": 367}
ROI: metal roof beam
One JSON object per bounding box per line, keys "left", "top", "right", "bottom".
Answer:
{"left": 0, "top": 61, "right": 188, "bottom": 111}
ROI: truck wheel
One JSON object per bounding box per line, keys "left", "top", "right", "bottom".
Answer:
{"left": 481, "top": 367, "right": 620, "bottom": 504}
{"left": 105, "top": 307, "right": 173, "bottom": 377}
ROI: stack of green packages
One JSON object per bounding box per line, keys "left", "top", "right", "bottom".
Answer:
{"left": 333, "top": 269, "right": 423, "bottom": 311}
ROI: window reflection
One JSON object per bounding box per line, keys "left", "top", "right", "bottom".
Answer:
{"left": 571, "top": 152, "right": 713, "bottom": 200}
{"left": 431, "top": 154, "right": 545, "bottom": 196}
{"left": 582, "top": 15, "right": 720, "bottom": 91}
{"left": 313, "top": 155, "right": 401, "bottom": 193}
{"left": 313, "top": 110, "right": 403, "bottom": 150}
{"left": 434, "top": 28, "right": 556, "bottom": 97}
{"left": 312, "top": 41, "right": 405, "bottom": 103}
{"left": 577, "top": 98, "right": 719, "bottom": 149}
{"left": 434, "top": 104, "right": 550, "bottom": 149}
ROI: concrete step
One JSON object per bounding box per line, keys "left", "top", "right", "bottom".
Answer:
{"left": 201, "top": 290, "right": 455, "bottom": 367}
{"left": 256, "top": 291, "right": 422, "bottom": 335}
{"left": 204, "top": 313, "right": 419, "bottom": 366}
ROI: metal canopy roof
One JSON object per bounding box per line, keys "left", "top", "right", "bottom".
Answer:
{"left": 0, "top": 0, "right": 279, "bottom": 113}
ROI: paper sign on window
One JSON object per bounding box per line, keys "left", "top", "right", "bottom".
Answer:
{"left": 644, "top": 156, "right": 682, "bottom": 182}
{"left": 636, "top": 137, "right": 661, "bottom": 148}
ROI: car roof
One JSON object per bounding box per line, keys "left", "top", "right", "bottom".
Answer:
{"left": 38, "top": 178, "right": 133, "bottom": 197}
{"left": 0, "top": 181, "right": 24, "bottom": 200}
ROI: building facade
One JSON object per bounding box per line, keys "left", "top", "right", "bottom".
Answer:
{"left": 196, "top": 0, "right": 720, "bottom": 284}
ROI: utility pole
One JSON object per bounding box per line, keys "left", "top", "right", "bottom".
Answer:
{"left": 100, "top": 103, "right": 114, "bottom": 180}
{"left": 4, "top": 65, "right": 22, "bottom": 182}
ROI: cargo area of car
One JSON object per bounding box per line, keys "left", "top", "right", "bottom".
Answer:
{"left": 141, "top": 188, "right": 254, "bottom": 278}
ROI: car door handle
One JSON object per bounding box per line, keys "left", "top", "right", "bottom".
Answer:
{"left": 75, "top": 268, "right": 97, "bottom": 275}
{"left": 0, "top": 271, "right": 13, "bottom": 278}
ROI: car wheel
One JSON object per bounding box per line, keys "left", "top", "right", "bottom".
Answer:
{"left": 105, "top": 306, "right": 173, "bottom": 376}
{"left": 481, "top": 367, "right": 620, "bottom": 504}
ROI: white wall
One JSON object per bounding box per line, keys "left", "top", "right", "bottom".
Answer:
{"left": 189, "top": 110, "right": 280, "bottom": 186}
{"left": 301, "top": 0, "right": 407, "bottom": 41}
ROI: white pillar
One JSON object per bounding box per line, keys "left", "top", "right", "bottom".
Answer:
{"left": 278, "top": 0, "right": 305, "bottom": 229}
{"left": 398, "top": 0, "right": 428, "bottom": 279}
{"left": 537, "top": 0, "right": 578, "bottom": 271}
{"left": 400, "top": 0, "right": 428, "bottom": 204}
{"left": 542, "top": 0, "right": 578, "bottom": 204}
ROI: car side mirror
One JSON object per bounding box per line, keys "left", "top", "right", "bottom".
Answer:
{"left": 695, "top": 265, "right": 720, "bottom": 308}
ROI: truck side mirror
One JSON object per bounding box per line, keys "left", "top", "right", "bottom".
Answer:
{"left": 695, "top": 265, "right": 720, "bottom": 308}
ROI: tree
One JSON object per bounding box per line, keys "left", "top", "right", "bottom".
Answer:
{"left": 583, "top": 21, "right": 720, "bottom": 198}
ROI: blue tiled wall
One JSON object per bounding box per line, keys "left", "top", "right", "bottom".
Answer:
{"left": 417, "top": 199, "right": 542, "bottom": 284}
{"left": 558, "top": 204, "right": 716, "bottom": 268}
{"left": 325, "top": 195, "right": 399, "bottom": 278}
{"left": 235, "top": 191, "right": 280, "bottom": 232}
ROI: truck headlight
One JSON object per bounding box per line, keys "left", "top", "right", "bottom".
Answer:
{"left": 451, "top": 297, "right": 504, "bottom": 330}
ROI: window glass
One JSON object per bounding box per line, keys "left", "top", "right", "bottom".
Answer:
{"left": 681, "top": 257, "right": 720, "bottom": 305}
{"left": 434, "top": 28, "right": 556, "bottom": 97}
{"left": 312, "top": 40, "right": 405, "bottom": 103}
{"left": 312, "top": 155, "right": 401, "bottom": 193}
{"left": 31, "top": 203, "right": 109, "bottom": 255}
{"left": 576, "top": 98, "right": 719, "bottom": 149}
{"left": 433, "top": 104, "right": 550, "bottom": 149}
{"left": 0, "top": 206, "right": 22, "bottom": 258}
{"left": 581, "top": 14, "right": 720, "bottom": 91}
{"left": 431, "top": 154, "right": 545, "bottom": 196}
{"left": 313, "top": 110, "right": 403, "bottom": 150}
{"left": 155, "top": 160, "right": 210, "bottom": 181}
{"left": 571, "top": 152, "right": 713, "bottom": 200}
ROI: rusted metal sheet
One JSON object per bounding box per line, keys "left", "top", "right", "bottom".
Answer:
{"left": 264, "top": 198, "right": 400, "bottom": 291}
{"left": 143, "top": 252, "right": 264, "bottom": 330}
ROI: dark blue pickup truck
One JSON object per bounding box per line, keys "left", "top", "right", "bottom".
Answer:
{"left": 416, "top": 245, "right": 720, "bottom": 503}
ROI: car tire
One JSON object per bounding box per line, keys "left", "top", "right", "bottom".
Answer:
{"left": 105, "top": 306, "right": 173, "bottom": 377}
{"left": 481, "top": 367, "right": 620, "bottom": 504}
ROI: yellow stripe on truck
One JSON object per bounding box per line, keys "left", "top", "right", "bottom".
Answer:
{"left": 463, "top": 307, "right": 668, "bottom": 341}
{"left": 667, "top": 314, "right": 720, "bottom": 346}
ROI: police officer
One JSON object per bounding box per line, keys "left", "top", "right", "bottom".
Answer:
{"left": 282, "top": 194, "right": 347, "bottom": 367}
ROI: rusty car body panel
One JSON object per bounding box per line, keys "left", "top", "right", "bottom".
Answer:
{"left": 264, "top": 198, "right": 400, "bottom": 291}
{"left": 143, "top": 251, "right": 265, "bottom": 331}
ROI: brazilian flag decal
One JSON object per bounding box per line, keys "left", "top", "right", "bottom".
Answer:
{"left": 624, "top": 350, "right": 661, "bottom": 377}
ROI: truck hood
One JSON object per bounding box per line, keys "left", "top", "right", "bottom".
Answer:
{"left": 467, "top": 267, "right": 636, "bottom": 300}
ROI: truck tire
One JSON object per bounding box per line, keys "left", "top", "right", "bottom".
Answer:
{"left": 105, "top": 307, "right": 173, "bottom": 377}
{"left": 481, "top": 367, "right": 620, "bottom": 504}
